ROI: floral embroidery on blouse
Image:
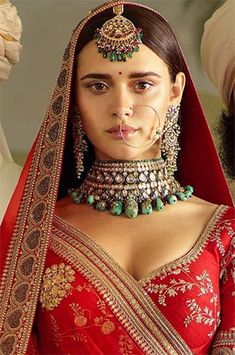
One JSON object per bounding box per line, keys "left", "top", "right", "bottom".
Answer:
{"left": 40, "top": 263, "right": 75, "bottom": 310}
{"left": 144, "top": 270, "right": 220, "bottom": 337}
{"left": 47, "top": 281, "right": 135, "bottom": 353}
{"left": 50, "top": 314, "right": 88, "bottom": 347}
{"left": 209, "top": 219, "right": 234, "bottom": 257}
{"left": 70, "top": 282, "right": 116, "bottom": 335}
{"left": 220, "top": 235, "right": 235, "bottom": 295}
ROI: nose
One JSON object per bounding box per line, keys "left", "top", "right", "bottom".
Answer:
{"left": 112, "top": 107, "right": 133, "bottom": 120}
{"left": 108, "top": 88, "right": 134, "bottom": 120}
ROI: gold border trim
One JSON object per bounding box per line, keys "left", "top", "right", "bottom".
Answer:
{"left": 52, "top": 216, "right": 194, "bottom": 354}
{"left": 50, "top": 230, "right": 177, "bottom": 354}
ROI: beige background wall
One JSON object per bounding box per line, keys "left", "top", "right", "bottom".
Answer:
{"left": 0, "top": 0, "right": 224, "bottom": 165}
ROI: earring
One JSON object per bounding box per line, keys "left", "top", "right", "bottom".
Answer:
{"left": 72, "top": 108, "right": 88, "bottom": 179}
{"left": 154, "top": 128, "right": 162, "bottom": 140}
{"left": 161, "top": 104, "right": 181, "bottom": 176}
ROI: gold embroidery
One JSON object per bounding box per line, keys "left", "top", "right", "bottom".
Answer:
{"left": 71, "top": 283, "right": 116, "bottom": 335}
{"left": 211, "top": 347, "right": 234, "bottom": 354}
{"left": 119, "top": 333, "right": 135, "bottom": 354}
{"left": 139, "top": 205, "right": 229, "bottom": 284}
{"left": 212, "top": 328, "right": 235, "bottom": 352}
{"left": 40, "top": 263, "right": 75, "bottom": 310}
{"left": 101, "top": 320, "right": 115, "bottom": 335}
{"left": 50, "top": 225, "right": 193, "bottom": 355}
{"left": 0, "top": 3, "right": 168, "bottom": 353}
{"left": 145, "top": 270, "right": 220, "bottom": 338}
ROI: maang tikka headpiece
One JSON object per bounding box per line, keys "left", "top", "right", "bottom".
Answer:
{"left": 94, "top": 3, "right": 143, "bottom": 62}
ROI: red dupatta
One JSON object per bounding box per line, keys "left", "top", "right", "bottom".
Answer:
{"left": 0, "top": 1, "right": 233, "bottom": 354}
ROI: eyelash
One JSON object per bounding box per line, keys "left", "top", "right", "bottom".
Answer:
{"left": 87, "top": 81, "right": 154, "bottom": 94}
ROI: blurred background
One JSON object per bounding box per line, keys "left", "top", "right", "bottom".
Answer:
{"left": 1, "top": 0, "right": 234, "bottom": 197}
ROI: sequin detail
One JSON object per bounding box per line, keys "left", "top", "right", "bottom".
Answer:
{"left": 40, "top": 263, "right": 75, "bottom": 310}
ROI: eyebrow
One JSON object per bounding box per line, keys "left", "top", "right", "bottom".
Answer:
{"left": 79, "top": 71, "right": 162, "bottom": 81}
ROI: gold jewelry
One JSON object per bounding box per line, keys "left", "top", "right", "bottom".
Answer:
{"left": 94, "top": 3, "right": 143, "bottom": 62}
{"left": 69, "top": 159, "right": 194, "bottom": 218}
{"left": 161, "top": 104, "right": 181, "bottom": 177}
{"left": 72, "top": 108, "right": 88, "bottom": 180}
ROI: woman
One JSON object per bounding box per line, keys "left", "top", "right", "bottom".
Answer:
{"left": 0, "top": 1, "right": 234, "bottom": 354}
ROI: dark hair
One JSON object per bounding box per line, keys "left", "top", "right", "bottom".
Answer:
{"left": 58, "top": 5, "right": 186, "bottom": 198}
{"left": 76, "top": 5, "right": 185, "bottom": 81}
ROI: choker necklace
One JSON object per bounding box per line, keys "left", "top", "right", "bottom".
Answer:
{"left": 69, "top": 159, "right": 193, "bottom": 218}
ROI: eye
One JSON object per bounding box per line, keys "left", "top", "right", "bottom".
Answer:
{"left": 88, "top": 82, "right": 108, "bottom": 93}
{"left": 135, "top": 81, "right": 153, "bottom": 91}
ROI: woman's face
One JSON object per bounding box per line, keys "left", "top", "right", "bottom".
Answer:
{"left": 76, "top": 40, "right": 185, "bottom": 161}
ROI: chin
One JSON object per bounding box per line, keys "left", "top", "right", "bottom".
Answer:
{"left": 95, "top": 145, "right": 157, "bottom": 161}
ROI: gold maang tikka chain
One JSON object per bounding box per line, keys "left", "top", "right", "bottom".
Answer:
{"left": 94, "top": 3, "right": 143, "bottom": 62}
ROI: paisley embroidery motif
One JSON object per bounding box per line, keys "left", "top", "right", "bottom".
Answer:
{"left": 40, "top": 263, "right": 75, "bottom": 310}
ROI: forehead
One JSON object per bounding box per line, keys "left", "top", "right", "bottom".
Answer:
{"left": 77, "top": 40, "right": 169, "bottom": 76}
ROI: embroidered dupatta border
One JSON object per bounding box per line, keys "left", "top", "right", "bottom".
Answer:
{"left": 0, "top": 1, "right": 232, "bottom": 354}
{"left": 51, "top": 218, "right": 193, "bottom": 355}
{"left": 0, "top": 4, "right": 176, "bottom": 354}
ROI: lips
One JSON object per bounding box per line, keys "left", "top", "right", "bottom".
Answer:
{"left": 106, "top": 124, "right": 139, "bottom": 140}
{"left": 106, "top": 124, "right": 138, "bottom": 134}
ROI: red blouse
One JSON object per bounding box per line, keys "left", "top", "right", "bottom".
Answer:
{"left": 34, "top": 205, "right": 235, "bottom": 354}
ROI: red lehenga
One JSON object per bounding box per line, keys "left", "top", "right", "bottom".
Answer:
{"left": 0, "top": 2, "right": 234, "bottom": 355}
{"left": 33, "top": 206, "right": 235, "bottom": 355}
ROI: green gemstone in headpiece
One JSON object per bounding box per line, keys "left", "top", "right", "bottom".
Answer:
{"left": 93, "top": 3, "right": 143, "bottom": 62}
{"left": 109, "top": 52, "right": 116, "bottom": 61}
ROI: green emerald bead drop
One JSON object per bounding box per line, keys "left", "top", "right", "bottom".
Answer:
{"left": 141, "top": 200, "right": 153, "bottom": 215}
{"left": 109, "top": 52, "right": 116, "bottom": 61}
{"left": 125, "top": 199, "right": 138, "bottom": 219}
{"left": 96, "top": 201, "right": 106, "bottom": 211}
{"left": 185, "top": 185, "right": 194, "bottom": 193}
{"left": 177, "top": 192, "right": 187, "bottom": 201}
{"left": 122, "top": 53, "right": 127, "bottom": 61}
{"left": 110, "top": 201, "right": 123, "bottom": 216}
{"left": 71, "top": 191, "right": 78, "bottom": 199}
{"left": 134, "top": 46, "right": 139, "bottom": 52}
{"left": 87, "top": 195, "right": 95, "bottom": 205}
{"left": 167, "top": 195, "right": 177, "bottom": 205}
{"left": 74, "top": 196, "right": 82, "bottom": 204}
{"left": 117, "top": 54, "right": 122, "bottom": 61}
{"left": 98, "top": 47, "right": 102, "bottom": 53}
{"left": 125, "top": 206, "right": 138, "bottom": 219}
{"left": 155, "top": 197, "right": 164, "bottom": 211}
{"left": 103, "top": 52, "right": 107, "bottom": 59}
{"left": 127, "top": 52, "right": 133, "bottom": 58}
{"left": 184, "top": 190, "right": 192, "bottom": 198}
